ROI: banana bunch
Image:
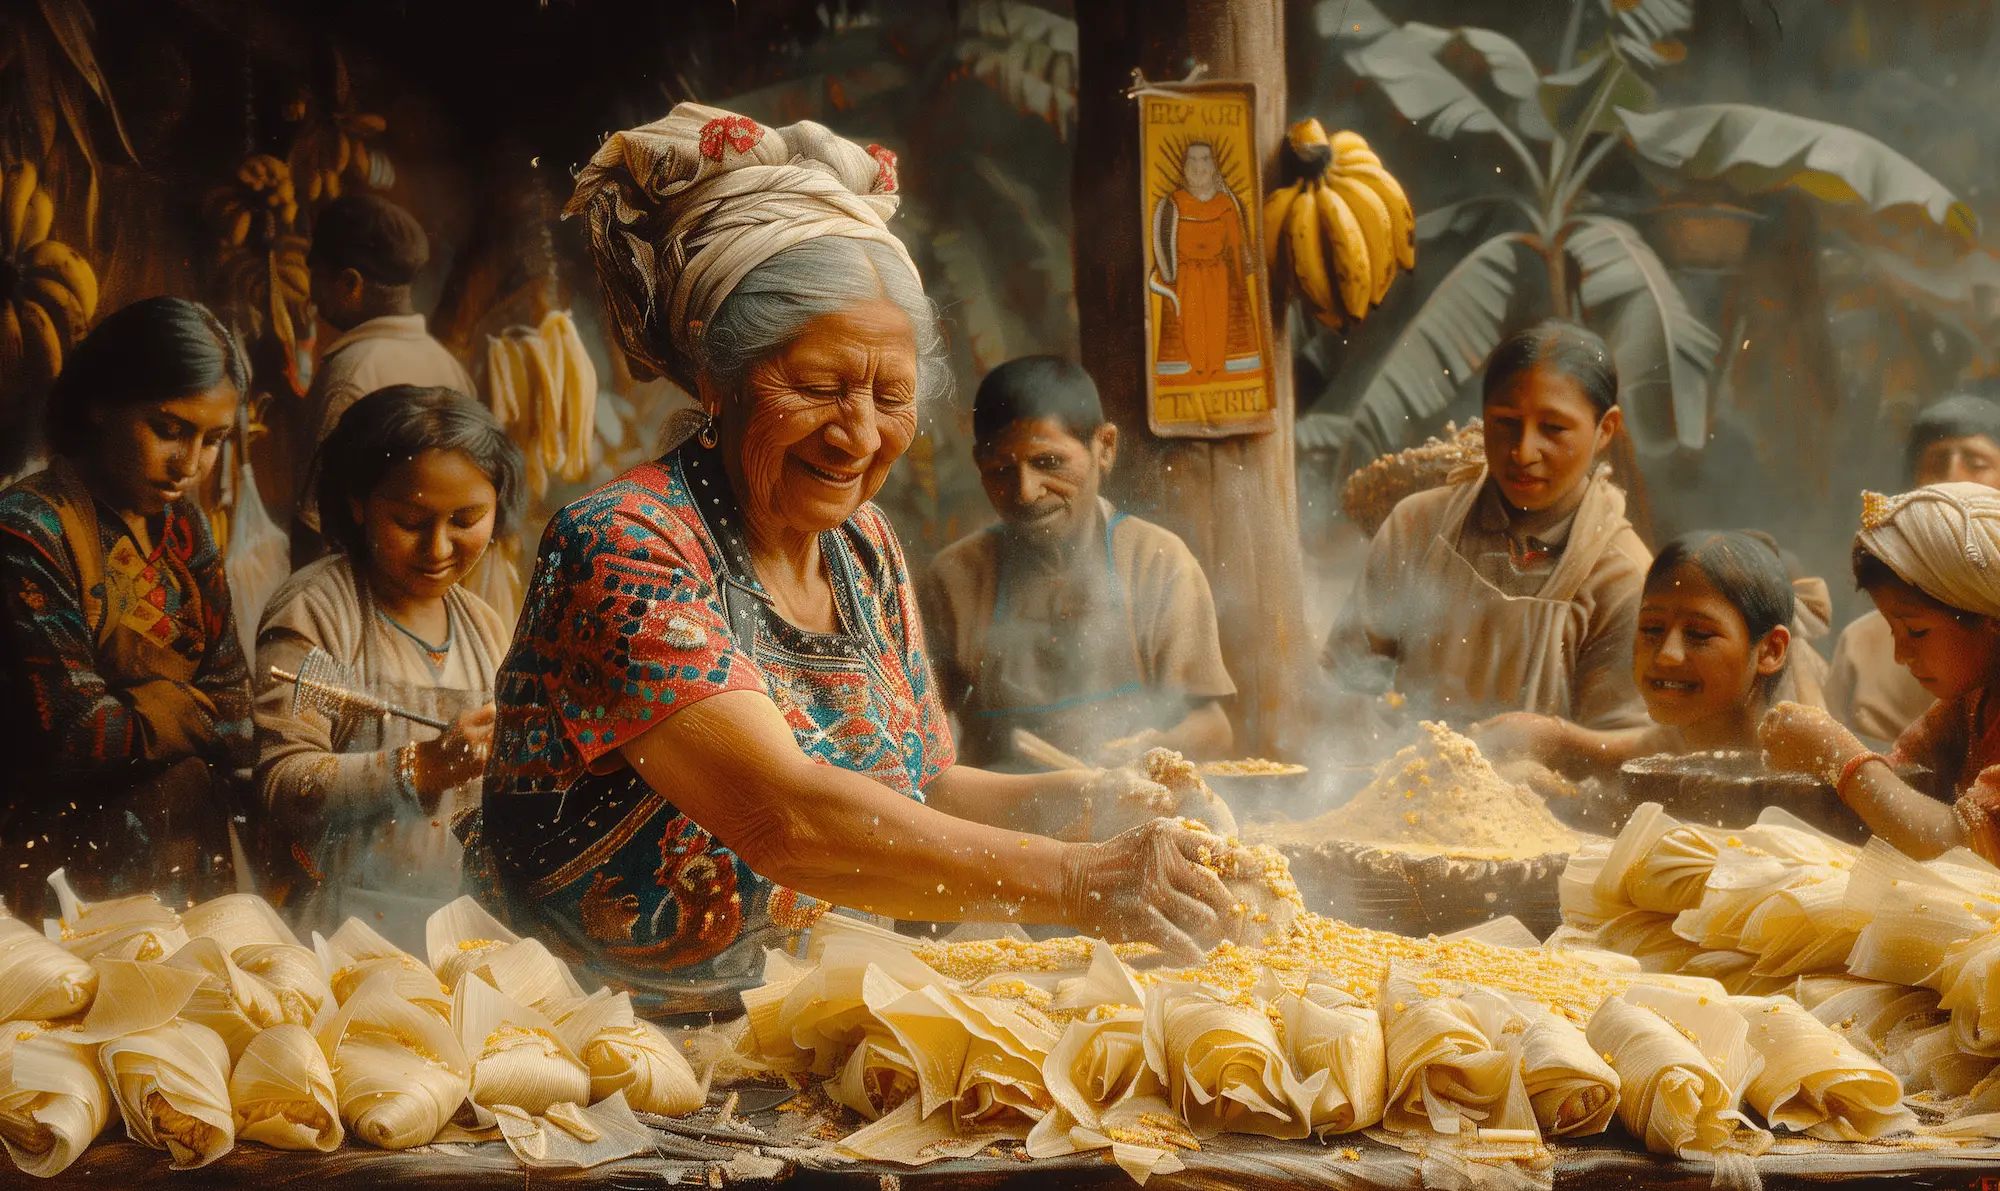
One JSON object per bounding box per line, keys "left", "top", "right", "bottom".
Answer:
{"left": 484, "top": 310, "right": 599, "bottom": 498}
{"left": 1263, "top": 119, "right": 1415, "bottom": 330}
{"left": 285, "top": 90, "right": 392, "bottom": 203}
{"left": 208, "top": 155, "right": 300, "bottom": 248}
{"left": 0, "top": 162, "right": 101, "bottom": 387}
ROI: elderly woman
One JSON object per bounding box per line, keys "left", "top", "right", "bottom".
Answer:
{"left": 468, "top": 104, "right": 1235, "bottom": 1016}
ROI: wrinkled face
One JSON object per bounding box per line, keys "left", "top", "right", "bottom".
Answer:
{"left": 88, "top": 384, "right": 240, "bottom": 517}
{"left": 1872, "top": 579, "right": 2000, "bottom": 702}
{"left": 1184, "top": 144, "right": 1218, "bottom": 194}
{"left": 1634, "top": 564, "right": 1787, "bottom": 728}
{"left": 1482, "top": 365, "right": 1620, "bottom": 513}
{"left": 352, "top": 448, "right": 497, "bottom": 605}
{"left": 1915, "top": 434, "right": 2000, "bottom": 489}
{"left": 976, "top": 418, "right": 1117, "bottom": 547}
{"left": 716, "top": 300, "right": 919, "bottom": 537}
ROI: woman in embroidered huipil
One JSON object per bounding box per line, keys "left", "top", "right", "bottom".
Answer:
{"left": 254, "top": 386, "right": 520, "bottom": 949}
{"left": 0, "top": 297, "right": 252, "bottom": 917}
{"left": 468, "top": 103, "right": 1239, "bottom": 1015}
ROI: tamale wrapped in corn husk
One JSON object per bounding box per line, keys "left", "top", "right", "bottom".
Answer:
{"left": 166, "top": 937, "right": 296, "bottom": 1061}
{"left": 316, "top": 969, "right": 469, "bottom": 1149}
{"left": 1142, "top": 979, "right": 1311, "bottom": 1140}
{"left": 1025, "top": 1006, "right": 1190, "bottom": 1183}
{"left": 0, "top": 1021, "right": 112, "bottom": 1178}
{"left": 0, "top": 917, "right": 94, "bottom": 1022}
{"left": 46, "top": 869, "right": 186, "bottom": 963}
{"left": 100, "top": 1019, "right": 236, "bottom": 1168}
{"left": 1379, "top": 970, "right": 1537, "bottom": 1142}
{"left": 1584, "top": 985, "right": 1764, "bottom": 1159}
{"left": 319, "top": 920, "right": 452, "bottom": 1017}
{"left": 232, "top": 942, "right": 333, "bottom": 1024}
{"left": 1731, "top": 995, "right": 1913, "bottom": 1141}
{"left": 426, "top": 895, "right": 521, "bottom": 991}
{"left": 1510, "top": 994, "right": 1619, "bottom": 1138}
{"left": 555, "top": 989, "right": 703, "bottom": 1116}
{"left": 455, "top": 974, "right": 589, "bottom": 1123}
{"left": 1276, "top": 982, "right": 1385, "bottom": 1136}
{"left": 229, "top": 1023, "right": 342, "bottom": 1152}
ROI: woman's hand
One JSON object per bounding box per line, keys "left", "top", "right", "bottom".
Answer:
{"left": 1471, "top": 712, "right": 1565, "bottom": 762}
{"left": 412, "top": 704, "right": 497, "bottom": 809}
{"left": 1059, "top": 818, "right": 1235, "bottom": 963}
{"left": 1758, "top": 701, "right": 1866, "bottom": 783}
{"left": 1096, "top": 729, "right": 1165, "bottom": 768}
{"left": 1080, "top": 766, "right": 1176, "bottom": 838}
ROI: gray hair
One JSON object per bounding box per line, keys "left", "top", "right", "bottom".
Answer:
{"left": 697, "top": 237, "right": 952, "bottom": 410}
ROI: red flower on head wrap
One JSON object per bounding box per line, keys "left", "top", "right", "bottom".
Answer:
{"left": 698, "top": 115, "right": 763, "bottom": 161}
{"left": 866, "top": 143, "right": 898, "bottom": 193}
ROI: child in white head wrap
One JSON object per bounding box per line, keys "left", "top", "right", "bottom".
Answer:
{"left": 1761, "top": 482, "right": 2000, "bottom": 862}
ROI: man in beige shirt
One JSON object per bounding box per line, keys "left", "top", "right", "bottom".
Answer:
{"left": 921, "top": 356, "right": 1235, "bottom": 770}
{"left": 291, "top": 195, "right": 474, "bottom": 566}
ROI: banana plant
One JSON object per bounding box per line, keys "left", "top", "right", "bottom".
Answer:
{"left": 1299, "top": 0, "right": 1976, "bottom": 459}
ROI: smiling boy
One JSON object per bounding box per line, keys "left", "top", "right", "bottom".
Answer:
{"left": 921, "top": 356, "right": 1235, "bottom": 769}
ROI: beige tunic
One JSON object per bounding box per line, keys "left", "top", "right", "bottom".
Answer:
{"left": 295, "top": 314, "right": 476, "bottom": 531}
{"left": 1826, "top": 610, "right": 1936, "bottom": 749}
{"left": 253, "top": 554, "right": 509, "bottom": 951}
{"left": 922, "top": 499, "right": 1235, "bottom": 768}
{"left": 1325, "top": 470, "right": 1651, "bottom": 730}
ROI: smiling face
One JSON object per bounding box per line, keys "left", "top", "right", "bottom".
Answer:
{"left": 87, "top": 383, "right": 240, "bottom": 517}
{"left": 1915, "top": 434, "right": 2000, "bottom": 489}
{"left": 1634, "top": 563, "right": 1789, "bottom": 732}
{"left": 976, "top": 417, "right": 1118, "bottom": 548}
{"left": 351, "top": 448, "right": 498, "bottom": 606}
{"left": 1482, "top": 364, "right": 1620, "bottom": 514}
{"left": 1871, "top": 579, "right": 2000, "bottom": 702}
{"left": 711, "top": 299, "right": 920, "bottom": 539}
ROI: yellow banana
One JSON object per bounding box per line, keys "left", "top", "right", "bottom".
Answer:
{"left": 17, "top": 299, "right": 62, "bottom": 381}
{"left": 19, "top": 190, "right": 52, "bottom": 251}
{"left": 1314, "top": 181, "right": 1372, "bottom": 320}
{"left": 1341, "top": 161, "right": 1416, "bottom": 271}
{"left": 1285, "top": 184, "right": 1335, "bottom": 318}
{"left": 1261, "top": 181, "right": 1302, "bottom": 272}
{"left": 1331, "top": 130, "right": 1380, "bottom": 168}
{"left": 1325, "top": 173, "right": 1395, "bottom": 304}
{"left": 0, "top": 301, "right": 22, "bottom": 379}
{"left": 26, "top": 240, "right": 98, "bottom": 320}
{"left": 24, "top": 277, "right": 86, "bottom": 345}
{"left": 1287, "top": 117, "right": 1330, "bottom": 155}
{"left": 1, "top": 163, "right": 35, "bottom": 256}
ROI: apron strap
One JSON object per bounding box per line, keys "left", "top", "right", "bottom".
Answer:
{"left": 1536, "top": 466, "right": 1628, "bottom": 605}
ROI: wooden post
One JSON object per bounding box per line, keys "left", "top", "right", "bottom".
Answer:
{"left": 1073, "top": 0, "right": 1312, "bottom": 756}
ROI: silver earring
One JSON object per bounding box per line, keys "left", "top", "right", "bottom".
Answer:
{"left": 698, "top": 410, "right": 719, "bottom": 450}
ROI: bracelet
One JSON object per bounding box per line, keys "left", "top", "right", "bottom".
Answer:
{"left": 1836, "top": 751, "right": 1889, "bottom": 794}
{"left": 393, "top": 743, "right": 421, "bottom": 801}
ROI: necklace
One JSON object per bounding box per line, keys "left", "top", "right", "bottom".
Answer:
{"left": 376, "top": 607, "right": 453, "bottom": 672}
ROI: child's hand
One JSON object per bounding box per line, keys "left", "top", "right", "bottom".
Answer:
{"left": 1471, "top": 712, "right": 1562, "bottom": 762}
{"left": 1758, "top": 701, "right": 1866, "bottom": 783}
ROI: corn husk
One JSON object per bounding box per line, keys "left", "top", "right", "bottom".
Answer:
{"left": 1843, "top": 839, "right": 1992, "bottom": 986}
{"left": 1584, "top": 986, "right": 1761, "bottom": 1158}
{"left": 1931, "top": 926, "right": 2000, "bottom": 1056}
{"left": 1143, "top": 978, "right": 1310, "bottom": 1140}
{"left": 181, "top": 894, "right": 297, "bottom": 950}
{"left": 455, "top": 974, "right": 590, "bottom": 1123}
{"left": 1591, "top": 911, "right": 1702, "bottom": 974}
{"left": 70, "top": 958, "right": 205, "bottom": 1042}
{"left": 1510, "top": 995, "right": 1619, "bottom": 1138}
{"left": 425, "top": 895, "right": 522, "bottom": 991}
{"left": 836, "top": 1094, "right": 1030, "bottom": 1166}
{"left": 1379, "top": 971, "right": 1537, "bottom": 1142}
{"left": 1592, "top": 805, "right": 1721, "bottom": 916}
{"left": 1276, "top": 982, "right": 1385, "bottom": 1136}
{"left": 229, "top": 1023, "right": 341, "bottom": 1152}
{"left": 1558, "top": 839, "right": 1622, "bottom": 930}
{"left": 319, "top": 923, "right": 452, "bottom": 1017}
{"left": 165, "top": 937, "right": 294, "bottom": 1061}
{"left": 860, "top": 958, "right": 1053, "bottom": 1129}
{"left": 555, "top": 989, "right": 703, "bottom": 1116}
{"left": 1025, "top": 1006, "right": 1191, "bottom": 1182}
{"left": 316, "top": 969, "right": 470, "bottom": 1150}
{"left": 1731, "top": 995, "right": 1913, "bottom": 1141}
{"left": 744, "top": 934, "right": 943, "bottom": 1076}
{"left": 46, "top": 869, "right": 186, "bottom": 963}
{"left": 100, "top": 1019, "right": 236, "bottom": 1169}
{"left": 462, "top": 939, "right": 586, "bottom": 1012}
{"left": 493, "top": 1090, "right": 655, "bottom": 1168}
{"left": 0, "top": 1021, "right": 112, "bottom": 1178}
{"left": 1735, "top": 870, "right": 1863, "bottom": 978}
{"left": 232, "top": 942, "right": 334, "bottom": 1024}
{"left": 1885, "top": 1021, "right": 1997, "bottom": 1097}
{"left": 0, "top": 917, "right": 94, "bottom": 1023}
{"left": 1796, "top": 976, "right": 1942, "bottom": 1060}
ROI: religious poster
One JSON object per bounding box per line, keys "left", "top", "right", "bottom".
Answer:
{"left": 1137, "top": 81, "right": 1277, "bottom": 439}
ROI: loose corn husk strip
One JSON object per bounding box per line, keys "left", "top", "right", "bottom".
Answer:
{"left": 99, "top": 1019, "right": 236, "bottom": 1169}
{"left": 232, "top": 942, "right": 333, "bottom": 1024}
{"left": 455, "top": 974, "right": 590, "bottom": 1123}
{"left": 70, "top": 958, "right": 205, "bottom": 1042}
{"left": 0, "top": 1021, "right": 112, "bottom": 1178}
{"left": 1584, "top": 986, "right": 1761, "bottom": 1159}
{"left": 166, "top": 937, "right": 294, "bottom": 1061}
{"left": 1730, "top": 995, "right": 1913, "bottom": 1141}
{"left": 555, "top": 989, "right": 703, "bottom": 1116}
{"left": 316, "top": 969, "right": 470, "bottom": 1150}
{"left": 1143, "top": 979, "right": 1310, "bottom": 1140}
{"left": 229, "top": 1023, "right": 342, "bottom": 1152}
{"left": 425, "top": 895, "right": 521, "bottom": 992}
{"left": 181, "top": 894, "right": 297, "bottom": 950}
{"left": 492, "top": 1090, "right": 654, "bottom": 1168}
{"left": 0, "top": 916, "right": 94, "bottom": 1022}
{"left": 46, "top": 869, "right": 186, "bottom": 963}
{"left": 1276, "top": 982, "right": 1385, "bottom": 1136}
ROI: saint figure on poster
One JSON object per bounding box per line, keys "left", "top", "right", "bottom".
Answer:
{"left": 1150, "top": 141, "right": 1263, "bottom": 387}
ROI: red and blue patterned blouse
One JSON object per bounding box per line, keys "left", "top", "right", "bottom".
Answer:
{"left": 472, "top": 442, "right": 953, "bottom": 1013}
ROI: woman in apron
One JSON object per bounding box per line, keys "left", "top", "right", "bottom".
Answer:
{"left": 0, "top": 297, "right": 253, "bottom": 917}
{"left": 1323, "top": 320, "right": 1652, "bottom": 731}
{"left": 253, "top": 385, "right": 520, "bottom": 951}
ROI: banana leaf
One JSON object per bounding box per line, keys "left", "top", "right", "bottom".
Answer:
{"left": 1399, "top": 22, "right": 1555, "bottom": 141}
{"left": 1330, "top": 231, "right": 1532, "bottom": 456}
{"left": 1312, "top": 0, "right": 1396, "bottom": 43}
{"left": 1338, "top": 0, "right": 1530, "bottom": 162}
{"left": 1540, "top": 53, "right": 1655, "bottom": 139}
{"left": 1617, "top": 103, "right": 1978, "bottom": 246}
{"left": 1602, "top": 0, "right": 1693, "bottom": 68}
{"left": 1566, "top": 214, "right": 1718, "bottom": 450}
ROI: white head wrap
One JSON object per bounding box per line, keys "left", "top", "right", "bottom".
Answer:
{"left": 563, "top": 102, "right": 918, "bottom": 391}
{"left": 1856, "top": 481, "right": 2000, "bottom": 620}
